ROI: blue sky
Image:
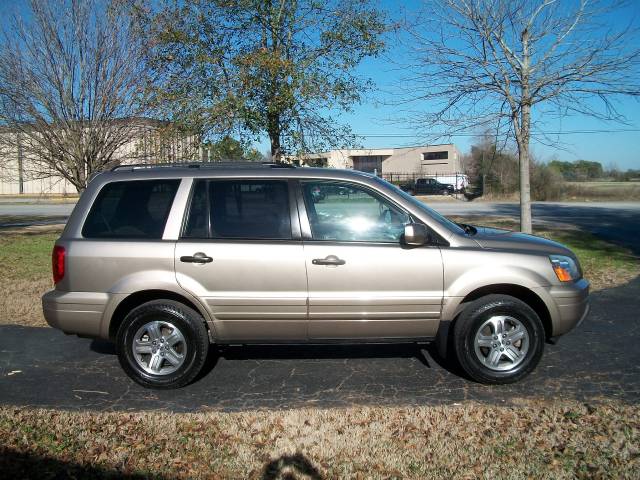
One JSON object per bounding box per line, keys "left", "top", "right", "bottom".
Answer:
{"left": 311, "top": 0, "right": 640, "bottom": 170}
{"left": 2, "top": 0, "right": 639, "bottom": 169}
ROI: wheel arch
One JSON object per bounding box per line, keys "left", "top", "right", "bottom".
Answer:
{"left": 436, "top": 283, "right": 553, "bottom": 359}
{"left": 108, "top": 290, "right": 212, "bottom": 341}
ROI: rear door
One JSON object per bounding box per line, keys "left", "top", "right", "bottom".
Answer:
{"left": 298, "top": 180, "right": 444, "bottom": 340}
{"left": 175, "top": 178, "right": 308, "bottom": 341}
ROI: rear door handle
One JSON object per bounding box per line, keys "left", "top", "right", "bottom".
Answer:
{"left": 312, "top": 255, "right": 346, "bottom": 266}
{"left": 180, "top": 252, "right": 213, "bottom": 264}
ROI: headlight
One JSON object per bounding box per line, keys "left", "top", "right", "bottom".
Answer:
{"left": 549, "top": 255, "right": 580, "bottom": 282}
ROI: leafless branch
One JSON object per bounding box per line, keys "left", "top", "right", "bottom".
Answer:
{"left": 392, "top": 0, "right": 640, "bottom": 232}
{"left": 0, "top": 0, "right": 153, "bottom": 191}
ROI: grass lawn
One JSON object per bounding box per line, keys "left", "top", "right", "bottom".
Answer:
{"left": 1, "top": 401, "right": 639, "bottom": 479}
{"left": 0, "top": 230, "right": 61, "bottom": 326}
{"left": 565, "top": 181, "right": 640, "bottom": 201}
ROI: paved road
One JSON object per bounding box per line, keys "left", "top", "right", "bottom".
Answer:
{"left": 434, "top": 201, "right": 640, "bottom": 255}
{"left": 0, "top": 199, "right": 76, "bottom": 217}
{"left": 1, "top": 277, "right": 638, "bottom": 412}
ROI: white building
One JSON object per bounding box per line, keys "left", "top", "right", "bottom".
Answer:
{"left": 299, "top": 144, "right": 463, "bottom": 179}
{"left": 0, "top": 118, "right": 199, "bottom": 195}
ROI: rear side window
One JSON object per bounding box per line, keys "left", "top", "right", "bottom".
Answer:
{"left": 183, "top": 179, "right": 291, "bottom": 240}
{"left": 82, "top": 180, "right": 180, "bottom": 239}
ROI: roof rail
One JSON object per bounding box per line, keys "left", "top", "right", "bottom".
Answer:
{"left": 110, "top": 161, "right": 295, "bottom": 172}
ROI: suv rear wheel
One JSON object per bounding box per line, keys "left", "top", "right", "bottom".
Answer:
{"left": 116, "top": 300, "right": 209, "bottom": 389}
{"left": 452, "top": 294, "right": 544, "bottom": 384}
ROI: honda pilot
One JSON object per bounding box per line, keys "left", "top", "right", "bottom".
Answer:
{"left": 42, "top": 163, "right": 589, "bottom": 389}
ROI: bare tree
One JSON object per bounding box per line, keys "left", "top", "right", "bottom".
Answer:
{"left": 0, "top": 0, "right": 150, "bottom": 192}
{"left": 403, "top": 0, "right": 640, "bottom": 232}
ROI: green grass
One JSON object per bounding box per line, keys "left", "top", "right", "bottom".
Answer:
{"left": 546, "top": 228, "right": 637, "bottom": 280}
{"left": 0, "top": 233, "right": 59, "bottom": 280}
{"left": 0, "top": 233, "right": 60, "bottom": 326}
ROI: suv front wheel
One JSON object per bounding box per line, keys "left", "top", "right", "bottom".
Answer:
{"left": 453, "top": 294, "right": 545, "bottom": 384}
{"left": 116, "top": 300, "right": 209, "bottom": 389}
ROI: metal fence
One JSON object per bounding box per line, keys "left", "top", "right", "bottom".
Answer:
{"left": 380, "top": 172, "right": 470, "bottom": 191}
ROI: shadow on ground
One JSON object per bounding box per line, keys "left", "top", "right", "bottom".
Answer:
{"left": 0, "top": 448, "right": 322, "bottom": 480}
{"left": 1, "top": 276, "right": 639, "bottom": 412}
{"left": 0, "top": 448, "right": 162, "bottom": 480}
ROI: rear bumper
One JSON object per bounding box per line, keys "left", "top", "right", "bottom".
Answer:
{"left": 42, "top": 290, "right": 109, "bottom": 338}
{"left": 545, "top": 278, "right": 590, "bottom": 336}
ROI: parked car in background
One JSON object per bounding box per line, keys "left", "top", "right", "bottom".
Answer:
{"left": 43, "top": 163, "right": 589, "bottom": 389}
{"left": 400, "top": 177, "right": 455, "bottom": 196}
{"left": 434, "top": 174, "right": 469, "bottom": 192}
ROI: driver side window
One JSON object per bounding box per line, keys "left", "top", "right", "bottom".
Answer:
{"left": 301, "top": 181, "right": 410, "bottom": 242}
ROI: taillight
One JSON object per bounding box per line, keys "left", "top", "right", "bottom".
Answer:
{"left": 52, "top": 245, "right": 65, "bottom": 284}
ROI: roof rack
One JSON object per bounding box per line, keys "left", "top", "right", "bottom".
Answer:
{"left": 110, "top": 161, "right": 295, "bottom": 172}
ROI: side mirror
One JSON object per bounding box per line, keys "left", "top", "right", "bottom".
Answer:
{"left": 404, "top": 223, "right": 428, "bottom": 246}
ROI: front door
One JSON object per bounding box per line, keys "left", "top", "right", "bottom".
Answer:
{"left": 298, "top": 180, "right": 444, "bottom": 340}
{"left": 175, "top": 178, "right": 308, "bottom": 341}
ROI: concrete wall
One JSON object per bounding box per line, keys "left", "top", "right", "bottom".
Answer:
{"left": 300, "top": 144, "right": 462, "bottom": 175}
{"left": 382, "top": 144, "right": 461, "bottom": 175}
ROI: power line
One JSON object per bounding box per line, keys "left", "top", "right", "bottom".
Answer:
{"left": 353, "top": 128, "right": 640, "bottom": 138}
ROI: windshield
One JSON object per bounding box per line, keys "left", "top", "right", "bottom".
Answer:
{"left": 372, "top": 176, "right": 465, "bottom": 235}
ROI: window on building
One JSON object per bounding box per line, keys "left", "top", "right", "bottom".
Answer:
{"left": 352, "top": 155, "right": 385, "bottom": 174}
{"left": 305, "top": 157, "right": 328, "bottom": 168}
{"left": 422, "top": 151, "right": 449, "bottom": 161}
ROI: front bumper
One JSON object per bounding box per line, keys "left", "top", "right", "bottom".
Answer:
{"left": 545, "top": 278, "right": 590, "bottom": 336}
{"left": 42, "top": 290, "right": 109, "bottom": 338}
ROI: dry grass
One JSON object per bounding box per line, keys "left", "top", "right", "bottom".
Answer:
{"left": 565, "top": 181, "right": 640, "bottom": 201}
{"left": 469, "top": 181, "right": 640, "bottom": 202}
{"left": 1, "top": 401, "right": 638, "bottom": 479}
{"left": 0, "top": 230, "right": 61, "bottom": 327}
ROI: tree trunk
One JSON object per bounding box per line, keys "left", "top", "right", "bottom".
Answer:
{"left": 519, "top": 27, "right": 533, "bottom": 234}
{"left": 518, "top": 103, "right": 533, "bottom": 234}
{"left": 268, "top": 112, "right": 282, "bottom": 162}
{"left": 74, "top": 161, "right": 87, "bottom": 193}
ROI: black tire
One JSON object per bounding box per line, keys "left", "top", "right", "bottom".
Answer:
{"left": 116, "top": 300, "right": 209, "bottom": 389}
{"left": 407, "top": 189, "right": 415, "bottom": 196}
{"left": 452, "top": 294, "right": 544, "bottom": 384}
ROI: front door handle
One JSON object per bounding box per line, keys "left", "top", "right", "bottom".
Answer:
{"left": 180, "top": 252, "right": 213, "bottom": 264}
{"left": 312, "top": 255, "right": 346, "bottom": 266}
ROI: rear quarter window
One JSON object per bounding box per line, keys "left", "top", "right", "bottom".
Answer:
{"left": 82, "top": 179, "right": 180, "bottom": 239}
